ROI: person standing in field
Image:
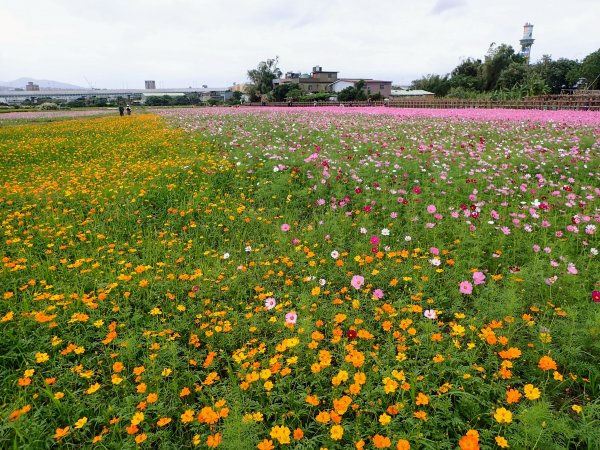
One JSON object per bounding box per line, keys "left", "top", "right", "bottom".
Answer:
{"left": 119, "top": 105, "right": 124, "bottom": 116}
{"left": 126, "top": 104, "right": 131, "bottom": 115}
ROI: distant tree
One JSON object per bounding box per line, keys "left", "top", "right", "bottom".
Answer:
{"left": 480, "top": 44, "right": 524, "bottom": 91}
{"left": 496, "top": 61, "right": 529, "bottom": 90}
{"left": 450, "top": 58, "right": 483, "bottom": 91}
{"left": 519, "top": 73, "right": 550, "bottom": 96}
{"left": 354, "top": 80, "right": 367, "bottom": 101}
{"left": 336, "top": 80, "right": 368, "bottom": 101}
{"left": 410, "top": 74, "right": 450, "bottom": 96}
{"left": 337, "top": 86, "right": 356, "bottom": 102}
{"left": 577, "top": 48, "right": 600, "bottom": 89}
{"left": 270, "top": 83, "right": 303, "bottom": 102}
{"left": 247, "top": 57, "right": 283, "bottom": 97}
{"left": 528, "top": 55, "right": 582, "bottom": 93}
{"left": 227, "top": 91, "right": 244, "bottom": 105}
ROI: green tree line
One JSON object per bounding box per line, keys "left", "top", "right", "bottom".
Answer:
{"left": 411, "top": 45, "right": 600, "bottom": 99}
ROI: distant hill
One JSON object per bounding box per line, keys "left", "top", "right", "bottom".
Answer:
{"left": 0, "top": 77, "right": 84, "bottom": 90}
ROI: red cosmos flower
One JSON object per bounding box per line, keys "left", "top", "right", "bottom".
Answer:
{"left": 460, "top": 204, "right": 468, "bottom": 210}
{"left": 593, "top": 291, "right": 600, "bottom": 303}
{"left": 355, "top": 187, "right": 362, "bottom": 194}
{"left": 363, "top": 206, "right": 372, "bottom": 212}
{"left": 346, "top": 330, "right": 357, "bottom": 340}
{"left": 413, "top": 186, "right": 421, "bottom": 194}
{"left": 471, "top": 212, "right": 479, "bottom": 219}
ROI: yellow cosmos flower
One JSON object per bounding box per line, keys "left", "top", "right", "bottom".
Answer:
{"left": 330, "top": 424, "right": 344, "bottom": 440}
{"left": 35, "top": 352, "right": 49, "bottom": 363}
{"left": 523, "top": 384, "right": 540, "bottom": 400}
{"left": 74, "top": 417, "right": 87, "bottom": 429}
{"left": 494, "top": 407, "right": 512, "bottom": 424}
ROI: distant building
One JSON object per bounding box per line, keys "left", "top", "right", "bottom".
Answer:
{"left": 25, "top": 82, "right": 40, "bottom": 91}
{"left": 390, "top": 89, "right": 434, "bottom": 98}
{"left": 145, "top": 80, "right": 156, "bottom": 89}
{"left": 273, "top": 65, "right": 392, "bottom": 97}
{"left": 330, "top": 79, "right": 392, "bottom": 98}
{"left": 274, "top": 65, "right": 339, "bottom": 93}
{"left": 231, "top": 83, "right": 250, "bottom": 93}
{"left": 0, "top": 87, "right": 233, "bottom": 105}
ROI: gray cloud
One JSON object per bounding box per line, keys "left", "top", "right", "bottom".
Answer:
{"left": 431, "top": 0, "right": 467, "bottom": 14}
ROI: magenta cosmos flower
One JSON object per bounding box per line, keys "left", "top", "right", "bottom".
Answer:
{"left": 285, "top": 311, "right": 297, "bottom": 324}
{"left": 472, "top": 271, "right": 486, "bottom": 285}
{"left": 593, "top": 291, "right": 600, "bottom": 303}
{"left": 372, "top": 289, "right": 384, "bottom": 299}
{"left": 351, "top": 275, "right": 365, "bottom": 290}
{"left": 459, "top": 281, "right": 473, "bottom": 295}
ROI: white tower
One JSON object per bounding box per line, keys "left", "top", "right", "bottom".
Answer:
{"left": 519, "top": 23, "right": 534, "bottom": 64}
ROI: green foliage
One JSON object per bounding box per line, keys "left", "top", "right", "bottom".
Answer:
{"left": 270, "top": 83, "right": 303, "bottom": 102}
{"left": 38, "top": 102, "right": 59, "bottom": 110}
{"left": 337, "top": 80, "right": 368, "bottom": 101}
{"left": 410, "top": 74, "right": 450, "bottom": 96}
{"left": 247, "top": 57, "right": 282, "bottom": 96}
{"left": 0, "top": 112, "right": 598, "bottom": 448}
{"left": 414, "top": 44, "right": 598, "bottom": 97}
{"left": 578, "top": 48, "right": 600, "bottom": 89}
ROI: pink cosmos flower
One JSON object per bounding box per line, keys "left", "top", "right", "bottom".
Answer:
{"left": 280, "top": 223, "right": 290, "bottom": 232}
{"left": 285, "top": 311, "right": 297, "bottom": 324}
{"left": 265, "top": 297, "right": 277, "bottom": 310}
{"left": 459, "top": 281, "right": 473, "bottom": 295}
{"left": 351, "top": 275, "right": 365, "bottom": 290}
{"left": 429, "top": 247, "right": 439, "bottom": 255}
{"left": 372, "top": 289, "right": 384, "bottom": 299}
{"left": 427, "top": 205, "right": 437, "bottom": 214}
{"left": 473, "top": 271, "right": 486, "bottom": 285}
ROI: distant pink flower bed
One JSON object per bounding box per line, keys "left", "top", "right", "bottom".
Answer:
{"left": 0, "top": 109, "right": 115, "bottom": 120}
{"left": 156, "top": 106, "right": 600, "bottom": 125}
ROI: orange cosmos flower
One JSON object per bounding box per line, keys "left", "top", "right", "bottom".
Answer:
{"left": 538, "top": 355, "right": 557, "bottom": 371}
{"left": 373, "top": 434, "right": 391, "bottom": 448}
{"left": 206, "top": 433, "right": 222, "bottom": 448}
{"left": 54, "top": 426, "right": 70, "bottom": 441}
{"left": 415, "top": 392, "right": 429, "bottom": 406}
{"left": 396, "top": 439, "right": 411, "bottom": 450}
{"left": 157, "top": 417, "right": 172, "bottom": 427}
{"left": 506, "top": 388, "right": 521, "bottom": 404}
{"left": 257, "top": 440, "right": 275, "bottom": 450}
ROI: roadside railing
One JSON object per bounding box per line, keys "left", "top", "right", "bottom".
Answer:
{"left": 242, "top": 95, "right": 600, "bottom": 111}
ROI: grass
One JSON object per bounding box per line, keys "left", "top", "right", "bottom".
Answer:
{"left": 0, "top": 109, "right": 599, "bottom": 449}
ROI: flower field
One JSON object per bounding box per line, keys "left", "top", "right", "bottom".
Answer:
{"left": 1, "top": 108, "right": 599, "bottom": 449}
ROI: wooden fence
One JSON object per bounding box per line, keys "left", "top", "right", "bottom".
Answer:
{"left": 243, "top": 95, "right": 600, "bottom": 111}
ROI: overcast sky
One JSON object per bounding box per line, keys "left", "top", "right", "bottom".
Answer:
{"left": 2, "top": 0, "right": 599, "bottom": 88}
